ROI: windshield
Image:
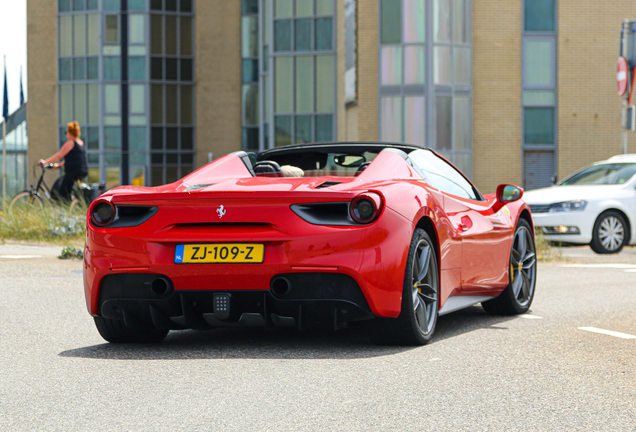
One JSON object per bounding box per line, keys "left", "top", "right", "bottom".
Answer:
{"left": 256, "top": 151, "right": 380, "bottom": 177}
{"left": 559, "top": 163, "right": 636, "bottom": 186}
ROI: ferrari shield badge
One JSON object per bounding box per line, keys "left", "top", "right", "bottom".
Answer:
{"left": 217, "top": 205, "right": 226, "bottom": 219}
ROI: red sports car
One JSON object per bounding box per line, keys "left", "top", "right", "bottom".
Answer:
{"left": 84, "top": 143, "right": 537, "bottom": 346}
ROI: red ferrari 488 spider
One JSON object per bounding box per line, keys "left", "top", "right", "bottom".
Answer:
{"left": 84, "top": 143, "right": 537, "bottom": 345}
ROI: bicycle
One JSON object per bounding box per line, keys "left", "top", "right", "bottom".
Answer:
{"left": 9, "top": 164, "right": 103, "bottom": 213}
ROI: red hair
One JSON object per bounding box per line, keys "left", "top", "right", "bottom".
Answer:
{"left": 67, "top": 121, "right": 81, "bottom": 139}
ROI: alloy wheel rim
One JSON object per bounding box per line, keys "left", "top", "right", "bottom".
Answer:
{"left": 510, "top": 226, "right": 536, "bottom": 307}
{"left": 412, "top": 238, "right": 438, "bottom": 335}
{"left": 599, "top": 216, "right": 624, "bottom": 251}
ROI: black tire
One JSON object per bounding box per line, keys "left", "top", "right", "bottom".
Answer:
{"left": 482, "top": 219, "right": 537, "bottom": 315}
{"left": 9, "top": 191, "right": 44, "bottom": 213}
{"left": 590, "top": 211, "right": 628, "bottom": 254}
{"left": 94, "top": 317, "right": 168, "bottom": 344}
{"left": 370, "top": 228, "right": 439, "bottom": 346}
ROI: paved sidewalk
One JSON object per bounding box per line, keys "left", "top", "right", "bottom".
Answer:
{"left": 0, "top": 242, "right": 65, "bottom": 257}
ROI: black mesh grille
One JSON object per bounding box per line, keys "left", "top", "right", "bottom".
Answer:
{"left": 529, "top": 205, "right": 551, "bottom": 214}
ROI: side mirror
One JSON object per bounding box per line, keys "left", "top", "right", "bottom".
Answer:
{"left": 496, "top": 184, "right": 524, "bottom": 204}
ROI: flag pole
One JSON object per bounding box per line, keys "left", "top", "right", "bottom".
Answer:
{"left": 2, "top": 55, "right": 6, "bottom": 213}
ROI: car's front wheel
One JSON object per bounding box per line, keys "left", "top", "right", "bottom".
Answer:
{"left": 590, "top": 211, "right": 628, "bottom": 254}
{"left": 482, "top": 218, "right": 537, "bottom": 315}
{"left": 94, "top": 317, "right": 168, "bottom": 343}
{"left": 370, "top": 228, "right": 439, "bottom": 346}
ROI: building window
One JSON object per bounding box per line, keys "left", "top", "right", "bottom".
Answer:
{"left": 379, "top": 0, "right": 472, "bottom": 178}
{"left": 269, "top": 0, "right": 337, "bottom": 147}
{"left": 58, "top": 0, "right": 195, "bottom": 188}
{"left": 522, "top": 0, "right": 557, "bottom": 190}
{"left": 242, "top": 0, "right": 260, "bottom": 151}
{"left": 524, "top": 0, "right": 556, "bottom": 32}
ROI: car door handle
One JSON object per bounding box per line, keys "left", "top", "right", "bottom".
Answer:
{"left": 457, "top": 223, "right": 468, "bottom": 232}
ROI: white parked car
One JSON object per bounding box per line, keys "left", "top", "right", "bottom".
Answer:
{"left": 523, "top": 155, "right": 636, "bottom": 254}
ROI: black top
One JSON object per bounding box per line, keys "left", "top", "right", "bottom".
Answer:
{"left": 64, "top": 140, "right": 88, "bottom": 179}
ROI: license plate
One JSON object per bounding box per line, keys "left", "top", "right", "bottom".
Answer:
{"left": 174, "top": 244, "right": 265, "bottom": 264}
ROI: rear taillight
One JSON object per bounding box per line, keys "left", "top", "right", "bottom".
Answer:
{"left": 350, "top": 192, "right": 383, "bottom": 224}
{"left": 89, "top": 200, "right": 158, "bottom": 228}
{"left": 91, "top": 200, "right": 116, "bottom": 227}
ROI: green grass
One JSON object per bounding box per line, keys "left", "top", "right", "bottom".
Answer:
{"left": 0, "top": 200, "right": 86, "bottom": 245}
{"left": 535, "top": 229, "right": 563, "bottom": 262}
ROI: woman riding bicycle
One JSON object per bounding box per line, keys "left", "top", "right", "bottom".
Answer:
{"left": 38, "top": 121, "right": 88, "bottom": 202}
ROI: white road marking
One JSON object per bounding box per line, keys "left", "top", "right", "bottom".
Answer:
{"left": 0, "top": 255, "right": 42, "bottom": 259}
{"left": 578, "top": 327, "right": 636, "bottom": 339}
{"left": 624, "top": 269, "right": 636, "bottom": 273}
{"left": 518, "top": 315, "right": 543, "bottom": 320}
{"left": 560, "top": 264, "right": 636, "bottom": 269}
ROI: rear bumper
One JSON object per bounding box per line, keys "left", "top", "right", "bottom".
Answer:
{"left": 98, "top": 273, "right": 373, "bottom": 330}
{"left": 84, "top": 207, "right": 413, "bottom": 319}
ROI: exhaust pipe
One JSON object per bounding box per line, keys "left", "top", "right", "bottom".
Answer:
{"left": 271, "top": 277, "right": 293, "bottom": 297}
{"left": 151, "top": 277, "right": 171, "bottom": 296}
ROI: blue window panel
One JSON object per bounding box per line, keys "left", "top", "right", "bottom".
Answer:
{"left": 380, "top": 0, "right": 402, "bottom": 44}
{"left": 103, "top": 56, "right": 121, "bottom": 80}
{"left": 74, "top": 58, "right": 86, "bottom": 80}
{"left": 315, "top": 18, "right": 333, "bottom": 50}
{"left": 243, "top": 128, "right": 259, "bottom": 151}
{"left": 524, "top": 0, "right": 556, "bottom": 32}
{"left": 59, "top": 58, "right": 72, "bottom": 81}
{"left": 129, "top": 0, "right": 146, "bottom": 11}
{"left": 242, "top": 59, "right": 258, "bottom": 83}
{"left": 524, "top": 107, "right": 555, "bottom": 145}
{"left": 87, "top": 57, "right": 99, "bottom": 80}
{"left": 315, "top": 115, "right": 333, "bottom": 142}
{"left": 86, "top": 127, "right": 99, "bottom": 150}
{"left": 103, "top": 0, "right": 121, "bottom": 11}
{"left": 104, "top": 126, "right": 122, "bottom": 150}
{"left": 242, "top": 0, "right": 258, "bottom": 15}
{"left": 129, "top": 57, "right": 146, "bottom": 81}
{"left": 275, "top": 115, "right": 292, "bottom": 147}
{"left": 295, "top": 115, "right": 312, "bottom": 144}
{"left": 275, "top": 20, "right": 292, "bottom": 52}
{"left": 295, "top": 19, "right": 312, "bottom": 51}
{"left": 129, "top": 127, "right": 148, "bottom": 152}
{"left": 59, "top": 0, "right": 71, "bottom": 12}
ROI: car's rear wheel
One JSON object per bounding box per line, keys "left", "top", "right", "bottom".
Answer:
{"left": 590, "top": 211, "right": 628, "bottom": 254}
{"left": 370, "top": 228, "right": 439, "bottom": 346}
{"left": 94, "top": 317, "right": 168, "bottom": 343}
{"left": 482, "top": 219, "right": 537, "bottom": 315}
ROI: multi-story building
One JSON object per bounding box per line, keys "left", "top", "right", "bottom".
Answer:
{"left": 25, "top": 0, "right": 636, "bottom": 194}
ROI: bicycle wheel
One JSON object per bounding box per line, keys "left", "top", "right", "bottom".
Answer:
{"left": 9, "top": 191, "right": 44, "bottom": 213}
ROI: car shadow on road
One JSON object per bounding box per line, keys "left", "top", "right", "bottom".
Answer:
{"left": 59, "top": 306, "right": 519, "bottom": 361}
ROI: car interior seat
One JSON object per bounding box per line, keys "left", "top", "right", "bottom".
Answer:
{"left": 254, "top": 160, "right": 285, "bottom": 177}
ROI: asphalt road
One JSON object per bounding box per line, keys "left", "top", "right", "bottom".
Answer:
{"left": 1, "top": 243, "right": 635, "bottom": 431}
